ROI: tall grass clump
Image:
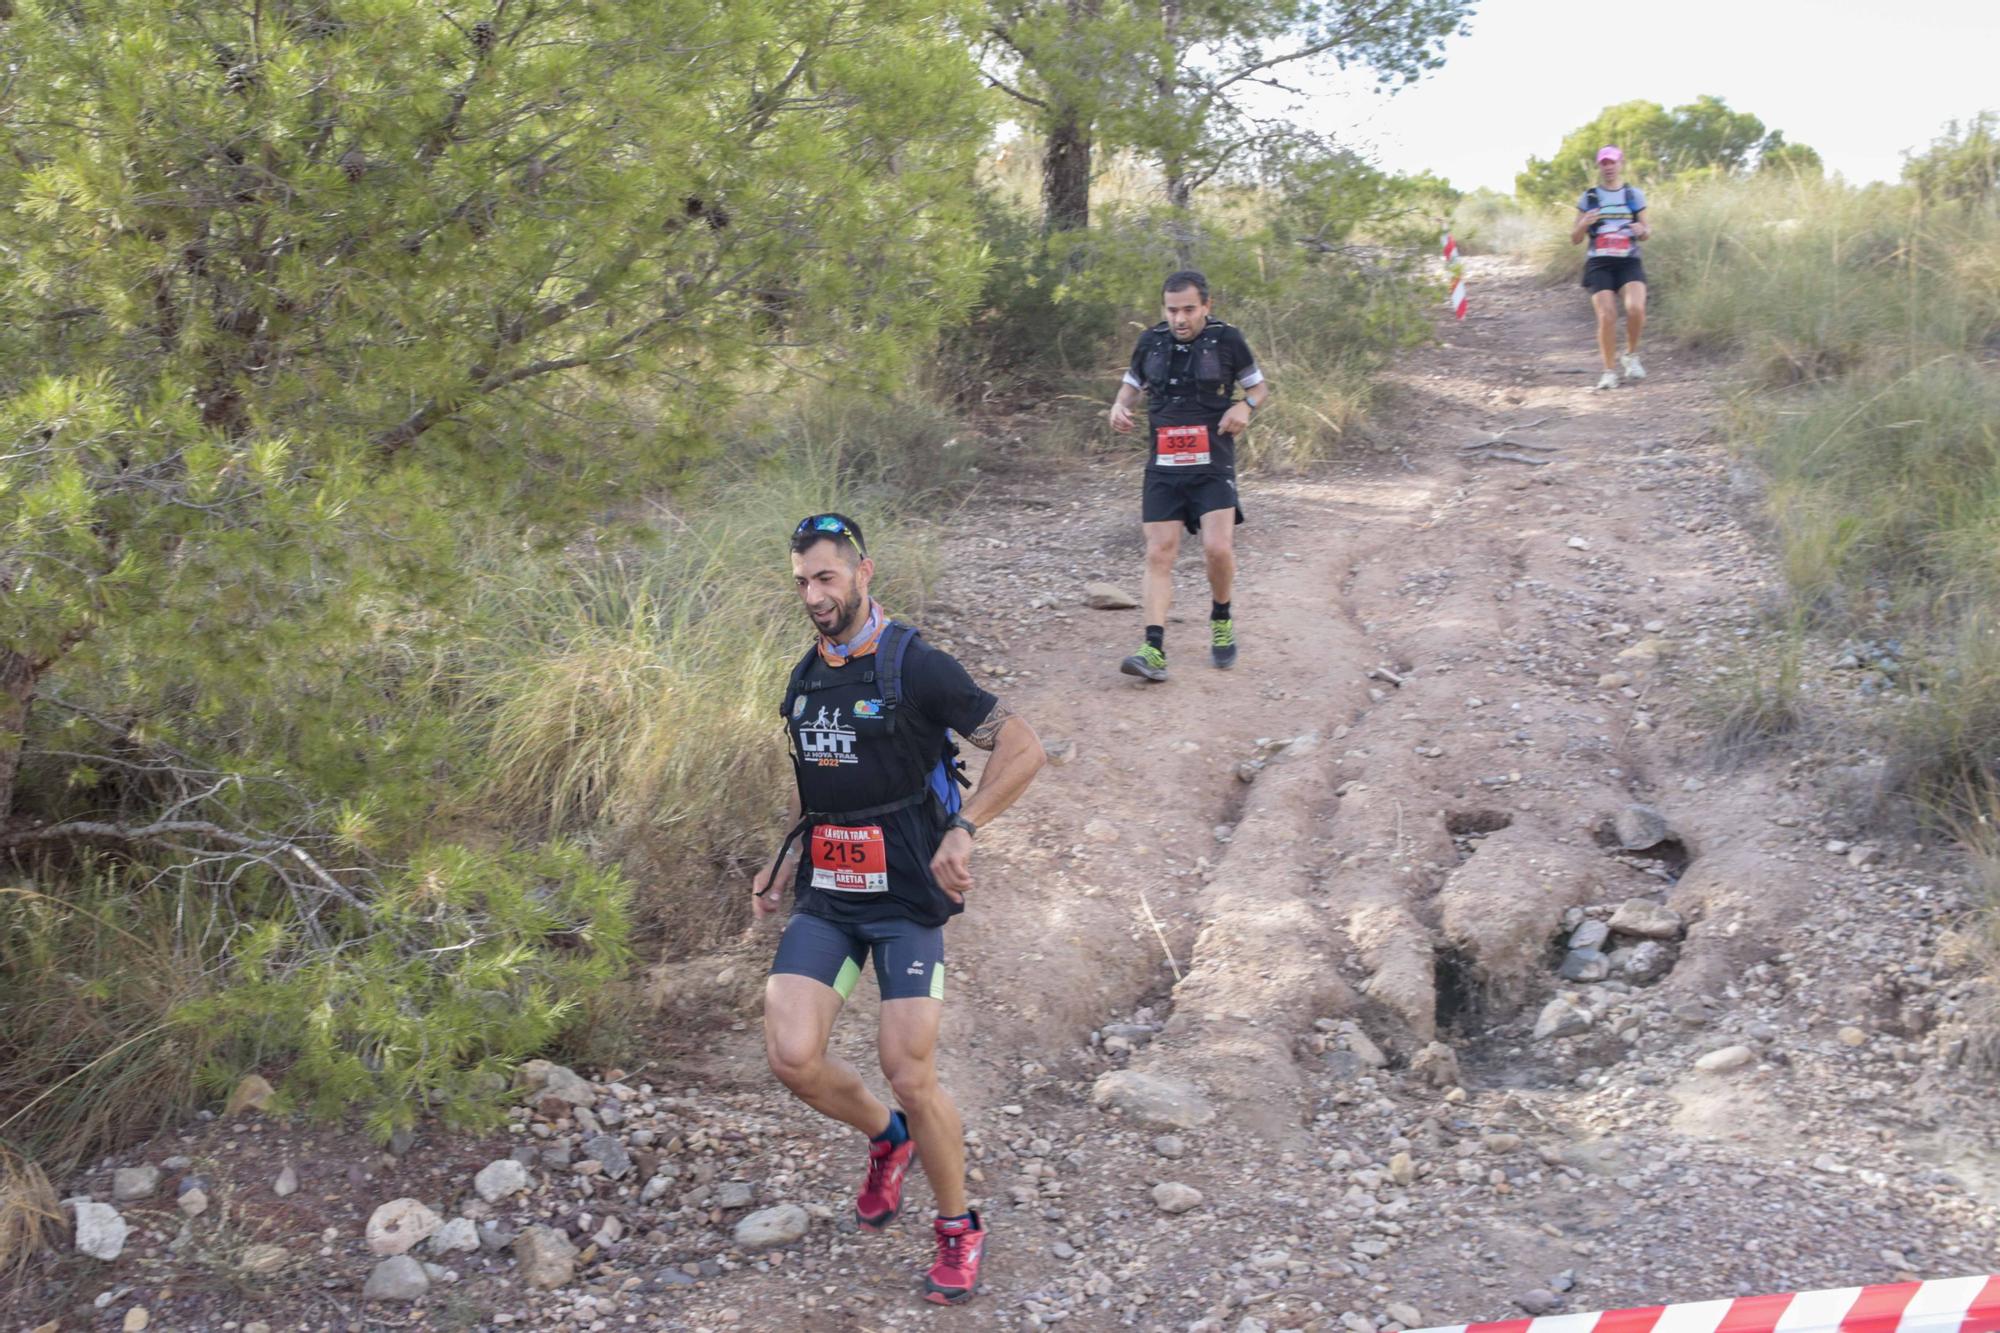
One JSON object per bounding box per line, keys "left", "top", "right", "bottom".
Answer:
{"left": 452, "top": 400, "right": 950, "bottom": 950}
{"left": 1643, "top": 153, "right": 2000, "bottom": 810}
{"left": 1648, "top": 174, "right": 2000, "bottom": 384}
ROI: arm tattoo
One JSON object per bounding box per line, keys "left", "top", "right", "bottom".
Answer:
{"left": 965, "top": 701, "right": 1015, "bottom": 751}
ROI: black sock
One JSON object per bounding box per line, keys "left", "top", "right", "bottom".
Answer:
{"left": 872, "top": 1109, "right": 908, "bottom": 1146}
{"left": 937, "top": 1211, "right": 973, "bottom": 1226}
{"left": 1211, "top": 601, "right": 1231, "bottom": 622}
{"left": 1145, "top": 625, "right": 1164, "bottom": 652}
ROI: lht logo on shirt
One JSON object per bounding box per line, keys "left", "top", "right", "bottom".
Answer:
{"left": 800, "top": 706, "right": 858, "bottom": 766}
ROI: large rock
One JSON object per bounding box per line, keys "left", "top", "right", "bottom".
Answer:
{"left": 362, "top": 1254, "right": 430, "bottom": 1302}
{"left": 70, "top": 1200, "right": 128, "bottom": 1260}
{"left": 1090, "top": 1070, "right": 1216, "bottom": 1130}
{"left": 733, "top": 1204, "right": 810, "bottom": 1250}
{"left": 474, "top": 1158, "right": 531, "bottom": 1203}
{"left": 513, "top": 1225, "right": 578, "bottom": 1289}
{"left": 1558, "top": 948, "right": 1609, "bottom": 982}
{"left": 1609, "top": 898, "right": 1684, "bottom": 940}
{"left": 1152, "top": 1182, "right": 1204, "bottom": 1214}
{"left": 1620, "top": 939, "right": 1675, "bottom": 982}
{"left": 516, "top": 1060, "right": 596, "bottom": 1107}
{"left": 1409, "top": 1041, "right": 1461, "bottom": 1089}
{"left": 365, "top": 1199, "right": 443, "bottom": 1256}
{"left": 112, "top": 1166, "right": 161, "bottom": 1201}
{"left": 1083, "top": 582, "right": 1139, "bottom": 611}
{"left": 1613, "top": 804, "right": 1671, "bottom": 850}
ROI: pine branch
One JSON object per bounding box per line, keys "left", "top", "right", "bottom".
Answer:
{"left": 0, "top": 818, "right": 365, "bottom": 909}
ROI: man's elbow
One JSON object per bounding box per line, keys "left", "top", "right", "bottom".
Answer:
{"left": 1004, "top": 716, "right": 1048, "bottom": 775}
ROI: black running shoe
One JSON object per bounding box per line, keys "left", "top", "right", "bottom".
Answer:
{"left": 1210, "top": 618, "right": 1237, "bottom": 669}
{"left": 1119, "top": 645, "right": 1168, "bottom": 682}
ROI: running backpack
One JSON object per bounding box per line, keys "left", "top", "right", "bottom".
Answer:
{"left": 780, "top": 621, "right": 969, "bottom": 822}
{"left": 1584, "top": 186, "right": 1641, "bottom": 229}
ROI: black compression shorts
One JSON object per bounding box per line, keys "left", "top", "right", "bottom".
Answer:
{"left": 1142, "top": 471, "right": 1246, "bottom": 534}
{"left": 770, "top": 912, "right": 945, "bottom": 1002}
{"left": 1582, "top": 256, "right": 1647, "bottom": 294}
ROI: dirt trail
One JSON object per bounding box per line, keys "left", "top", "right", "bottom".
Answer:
{"left": 20, "top": 259, "right": 2000, "bottom": 1332}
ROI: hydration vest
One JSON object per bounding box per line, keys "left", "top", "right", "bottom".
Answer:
{"left": 766, "top": 622, "right": 969, "bottom": 887}
{"left": 1137, "top": 320, "right": 1236, "bottom": 416}
{"left": 1584, "top": 186, "right": 1642, "bottom": 240}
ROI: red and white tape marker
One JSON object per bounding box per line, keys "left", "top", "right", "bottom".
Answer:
{"left": 1441, "top": 231, "right": 1468, "bottom": 319}
{"left": 1413, "top": 1277, "right": 2000, "bottom": 1333}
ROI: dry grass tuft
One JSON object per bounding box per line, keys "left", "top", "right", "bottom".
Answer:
{"left": 0, "top": 1143, "right": 63, "bottom": 1279}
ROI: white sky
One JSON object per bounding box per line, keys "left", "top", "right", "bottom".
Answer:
{"left": 1294, "top": 0, "right": 1999, "bottom": 194}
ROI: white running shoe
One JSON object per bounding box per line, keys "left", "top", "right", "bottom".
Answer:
{"left": 1621, "top": 352, "right": 1646, "bottom": 380}
{"left": 1595, "top": 371, "right": 1619, "bottom": 391}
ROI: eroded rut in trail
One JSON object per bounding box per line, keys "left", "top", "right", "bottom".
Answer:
{"left": 29, "top": 259, "right": 2000, "bottom": 1332}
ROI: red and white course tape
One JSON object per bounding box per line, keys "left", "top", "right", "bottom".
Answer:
{"left": 1441, "top": 231, "right": 1467, "bottom": 320}
{"left": 1413, "top": 1277, "right": 2000, "bottom": 1333}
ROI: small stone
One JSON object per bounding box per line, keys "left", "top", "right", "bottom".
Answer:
{"left": 734, "top": 1204, "right": 810, "bottom": 1250}
{"left": 1533, "top": 996, "right": 1592, "bottom": 1041}
{"left": 113, "top": 1166, "right": 161, "bottom": 1201}
{"left": 539, "top": 1064, "right": 597, "bottom": 1107}
{"left": 1152, "top": 1181, "right": 1204, "bottom": 1214}
{"left": 1084, "top": 582, "right": 1139, "bottom": 610}
{"left": 1387, "top": 1303, "right": 1424, "bottom": 1327}
{"left": 1084, "top": 818, "right": 1121, "bottom": 843}
{"left": 714, "top": 1181, "right": 755, "bottom": 1209}
{"left": 1152, "top": 1135, "right": 1186, "bottom": 1159}
{"left": 1388, "top": 1152, "right": 1416, "bottom": 1186}
{"left": 429, "top": 1218, "right": 481, "bottom": 1255}
{"left": 1848, "top": 844, "right": 1882, "bottom": 868}
{"left": 1839, "top": 1026, "right": 1868, "bottom": 1047}
{"left": 366, "top": 1198, "right": 444, "bottom": 1256}
{"left": 1558, "top": 948, "right": 1610, "bottom": 981}
{"left": 580, "top": 1132, "right": 632, "bottom": 1178}
{"left": 1091, "top": 1070, "right": 1215, "bottom": 1129}
{"left": 513, "top": 1225, "right": 579, "bottom": 1289}
{"left": 225, "top": 1074, "right": 276, "bottom": 1115}
{"left": 1409, "top": 1041, "right": 1461, "bottom": 1088}
{"left": 1613, "top": 804, "right": 1671, "bottom": 850}
{"left": 1517, "top": 1289, "right": 1561, "bottom": 1316}
{"left": 363, "top": 1254, "right": 430, "bottom": 1302}
{"left": 123, "top": 1307, "right": 149, "bottom": 1333}
{"left": 177, "top": 1187, "right": 209, "bottom": 1218}
{"left": 1620, "top": 939, "right": 1675, "bottom": 982}
{"left": 1695, "top": 1045, "right": 1756, "bottom": 1074}
{"left": 70, "top": 1200, "right": 127, "bottom": 1260}
{"left": 1345, "top": 1028, "right": 1389, "bottom": 1068}
{"left": 475, "top": 1158, "right": 532, "bottom": 1203}
{"left": 1482, "top": 1133, "right": 1522, "bottom": 1154}
{"left": 1567, "top": 536, "right": 1589, "bottom": 550}
{"left": 1044, "top": 739, "right": 1078, "bottom": 766}
{"left": 1608, "top": 898, "right": 1684, "bottom": 940}
{"left": 1569, "top": 920, "right": 1611, "bottom": 952}
{"left": 273, "top": 1166, "right": 299, "bottom": 1197}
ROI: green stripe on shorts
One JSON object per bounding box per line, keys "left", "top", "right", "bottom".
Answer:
{"left": 929, "top": 962, "right": 945, "bottom": 1001}
{"left": 833, "top": 957, "right": 861, "bottom": 1000}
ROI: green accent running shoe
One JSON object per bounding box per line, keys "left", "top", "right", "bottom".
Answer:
{"left": 1210, "top": 618, "right": 1237, "bottom": 669}
{"left": 1119, "top": 644, "right": 1168, "bottom": 682}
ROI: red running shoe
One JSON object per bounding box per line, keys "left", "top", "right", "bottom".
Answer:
{"left": 923, "top": 1210, "right": 987, "bottom": 1305}
{"left": 855, "top": 1133, "right": 915, "bottom": 1231}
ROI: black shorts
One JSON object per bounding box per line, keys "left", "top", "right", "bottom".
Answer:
{"left": 1582, "top": 256, "right": 1647, "bottom": 294}
{"left": 1142, "top": 471, "right": 1246, "bottom": 534}
{"left": 770, "top": 912, "right": 945, "bottom": 1002}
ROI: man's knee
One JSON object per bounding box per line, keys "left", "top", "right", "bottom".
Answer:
{"left": 881, "top": 1051, "right": 938, "bottom": 1108}
{"left": 766, "top": 1030, "right": 824, "bottom": 1091}
{"left": 1145, "top": 538, "right": 1178, "bottom": 570}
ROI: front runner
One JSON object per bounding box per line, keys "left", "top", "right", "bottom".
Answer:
{"left": 752, "top": 513, "right": 1046, "bottom": 1305}
{"left": 1107, "top": 270, "right": 1269, "bottom": 682}
{"left": 1571, "top": 145, "right": 1651, "bottom": 390}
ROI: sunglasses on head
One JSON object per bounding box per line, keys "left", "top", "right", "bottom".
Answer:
{"left": 794, "top": 513, "right": 866, "bottom": 554}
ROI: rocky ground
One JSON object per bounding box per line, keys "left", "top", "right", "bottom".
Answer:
{"left": 10, "top": 258, "right": 2000, "bottom": 1332}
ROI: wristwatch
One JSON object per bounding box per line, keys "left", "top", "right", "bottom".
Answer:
{"left": 946, "top": 813, "right": 978, "bottom": 839}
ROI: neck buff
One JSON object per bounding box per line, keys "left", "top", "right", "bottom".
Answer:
{"left": 817, "top": 597, "right": 887, "bottom": 668}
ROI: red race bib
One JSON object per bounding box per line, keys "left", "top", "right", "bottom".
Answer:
{"left": 1594, "top": 232, "right": 1633, "bottom": 256}
{"left": 809, "top": 824, "right": 888, "bottom": 894}
{"left": 1154, "top": 423, "right": 1212, "bottom": 467}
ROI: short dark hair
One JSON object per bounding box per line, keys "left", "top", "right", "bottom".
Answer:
{"left": 789, "top": 512, "right": 866, "bottom": 561}
{"left": 1162, "top": 269, "right": 1209, "bottom": 302}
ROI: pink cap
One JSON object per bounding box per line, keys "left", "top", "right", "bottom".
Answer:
{"left": 1596, "top": 145, "right": 1624, "bottom": 163}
